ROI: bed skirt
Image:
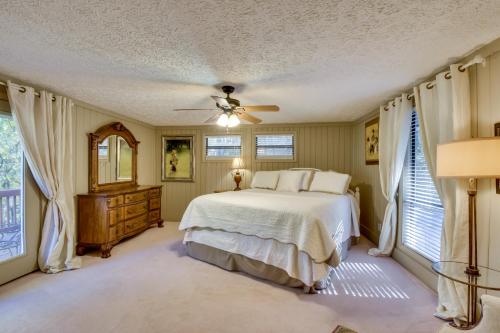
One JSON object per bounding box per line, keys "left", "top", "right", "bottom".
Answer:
{"left": 185, "top": 237, "right": 353, "bottom": 290}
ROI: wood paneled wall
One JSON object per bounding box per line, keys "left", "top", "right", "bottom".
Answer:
{"left": 73, "top": 103, "right": 157, "bottom": 195}
{"left": 156, "top": 123, "right": 353, "bottom": 221}
{"left": 350, "top": 40, "right": 500, "bottom": 293}
{"left": 0, "top": 83, "right": 158, "bottom": 283}
{"left": 473, "top": 48, "right": 500, "bottom": 296}
{"left": 350, "top": 113, "right": 385, "bottom": 245}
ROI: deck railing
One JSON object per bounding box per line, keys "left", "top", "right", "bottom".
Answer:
{"left": 0, "top": 189, "right": 21, "bottom": 228}
{"left": 0, "top": 188, "right": 22, "bottom": 260}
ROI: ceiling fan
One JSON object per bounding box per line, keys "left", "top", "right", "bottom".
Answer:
{"left": 173, "top": 85, "right": 280, "bottom": 127}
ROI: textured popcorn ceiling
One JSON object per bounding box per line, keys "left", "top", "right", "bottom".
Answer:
{"left": 0, "top": 1, "right": 499, "bottom": 125}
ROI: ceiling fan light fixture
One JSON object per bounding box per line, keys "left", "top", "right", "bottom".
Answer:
{"left": 228, "top": 113, "right": 240, "bottom": 127}
{"left": 217, "top": 113, "right": 229, "bottom": 127}
{"left": 174, "top": 86, "right": 278, "bottom": 125}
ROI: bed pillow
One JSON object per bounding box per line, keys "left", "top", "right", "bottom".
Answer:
{"left": 309, "top": 171, "right": 352, "bottom": 194}
{"left": 288, "top": 168, "right": 320, "bottom": 191}
{"left": 251, "top": 171, "right": 280, "bottom": 190}
{"left": 276, "top": 170, "right": 306, "bottom": 193}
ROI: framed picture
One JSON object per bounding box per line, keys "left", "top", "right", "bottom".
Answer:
{"left": 365, "top": 117, "right": 379, "bottom": 165}
{"left": 162, "top": 135, "right": 195, "bottom": 182}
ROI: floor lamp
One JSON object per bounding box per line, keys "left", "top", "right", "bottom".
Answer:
{"left": 436, "top": 137, "right": 500, "bottom": 325}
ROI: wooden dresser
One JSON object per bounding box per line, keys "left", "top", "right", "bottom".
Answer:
{"left": 77, "top": 185, "right": 163, "bottom": 258}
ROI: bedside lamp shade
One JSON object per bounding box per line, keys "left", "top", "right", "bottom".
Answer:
{"left": 436, "top": 137, "right": 500, "bottom": 178}
{"left": 232, "top": 157, "right": 244, "bottom": 170}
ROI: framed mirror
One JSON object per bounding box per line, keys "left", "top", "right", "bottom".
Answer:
{"left": 88, "top": 122, "right": 139, "bottom": 192}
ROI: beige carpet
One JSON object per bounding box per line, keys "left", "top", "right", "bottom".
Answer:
{"left": 0, "top": 223, "right": 442, "bottom": 333}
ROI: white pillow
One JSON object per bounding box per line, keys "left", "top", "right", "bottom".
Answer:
{"left": 276, "top": 171, "right": 306, "bottom": 193}
{"left": 288, "top": 168, "right": 320, "bottom": 191}
{"left": 251, "top": 171, "right": 280, "bottom": 190}
{"left": 309, "top": 171, "right": 352, "bottom": 194}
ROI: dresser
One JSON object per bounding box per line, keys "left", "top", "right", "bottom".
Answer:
{"left": 77, "top": 185, "right": 163, "bottom": 258}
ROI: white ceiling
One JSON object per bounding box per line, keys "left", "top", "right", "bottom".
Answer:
{"left": 0, "top": 1, "right": 499, "bottom": 125}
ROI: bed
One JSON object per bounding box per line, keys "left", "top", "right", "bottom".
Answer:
{"left": 179, "top": 183, "right": 360, "bottom": 291}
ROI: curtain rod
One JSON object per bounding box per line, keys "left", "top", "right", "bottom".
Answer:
{"left": 0, "top": 80, "right": 56, "bottom": 101}
{"left": 424, "top": 55, "right": 486, "bottom": 89}
{"left": 383, "top": 55, "right": 486, "bottom": 111}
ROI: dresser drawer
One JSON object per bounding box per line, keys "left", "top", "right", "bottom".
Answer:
{"left": 149, "top": 188, "right": 161, "bottom": 198}
{"left": 108, "top": 208, "right": 123, "bottom": 226}
{"left": 124, "top": 191, "right": 148, "bottom": 204}
{"left": 109, "top": 222, "right": 124, "bottom": 241}
{"left": 150, "top": 197, "right": 161, "bottom": 210}
{"left": 149, "top": 209, "right": 160, "bottom": 221}
{"left": 124, "top": 201, "right": 148, "bottom": 220}
{"left": 124, "top": 214, "right": 147, "bottom": 234}
{"left": 109, "top": 225, "right": 117, "bottom": 242}
{"left": 116, "top": 222, "right": 124, "bottom": 239}
{"left": 107, "top": 195, "right": 124, "bottom": 208}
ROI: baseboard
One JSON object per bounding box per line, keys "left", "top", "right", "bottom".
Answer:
{"left": 392, "top": 247, "right": 438, "bottom": 292}
{"left": 359, "top": 224, "right": 379, "bottom": 245}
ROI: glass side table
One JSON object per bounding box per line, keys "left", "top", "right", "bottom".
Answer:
{"left": 432, "top": 261, "right": 500, "bottom": 329}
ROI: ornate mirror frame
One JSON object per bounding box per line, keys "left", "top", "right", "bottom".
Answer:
{"left": 88, "top": 122, "right": 139, "bottom": 192}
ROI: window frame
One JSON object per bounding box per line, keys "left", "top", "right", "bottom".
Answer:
{"left": 394, "top": 109, "right": 441, "bottom": 291}
{"left": 203, "top": 133, "right": 243, "bottom": 161}
{"left": 398, "top": 109, "right": 444, "bottom": 264}
{"left": 253, "top": 131, "right": 297, "bottom": 162}
{"left": 0, "top": 109, "right": 26, "bottom": 264}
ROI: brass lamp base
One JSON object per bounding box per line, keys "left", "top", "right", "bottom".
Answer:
{"left": 233, "top": 171, "right": 242, "bottom": 191}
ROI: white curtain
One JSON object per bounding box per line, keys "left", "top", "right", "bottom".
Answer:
{"left": 368, "top": 94, "right": 412, "bottom": 256}
{"left": 414, "top": 65, "right": 470, "bottom": 321}
{"left": 7, "top": 82, "right": 81, "bottom": 273}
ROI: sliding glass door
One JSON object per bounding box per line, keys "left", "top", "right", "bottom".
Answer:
{"left": 0, "top": 103, "right": 41, "bottom": 285}
{"left": 0, "top": 112, "right": 24, "bottom": 263}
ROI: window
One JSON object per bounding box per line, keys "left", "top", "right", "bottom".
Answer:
{"left": 255, "top": 134, "right": 294, "bottom": 160}
{"left": 401, "top": 110, "right": 444, "bottom": 262}
{"left": 98, "top": 137, "right": 109, "bottom": 160}
{"left": 205, "top": 135, "right": 241, "bottom": 159}
{"left": 0, "top": 112, "right": 24, "bottom": 262}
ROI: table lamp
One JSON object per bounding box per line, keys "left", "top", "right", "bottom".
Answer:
{"left": 436, "top": 137, "right": 500, "bottom": 276}
{"left": 232, "top": 157, "right": 244, "bottom": 191}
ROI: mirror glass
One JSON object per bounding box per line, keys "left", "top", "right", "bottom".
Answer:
{"left": 97, "top": 135, "right": 133, "bottom": 184}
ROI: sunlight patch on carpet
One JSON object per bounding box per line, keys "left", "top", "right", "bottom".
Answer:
{"left": 318, "top": 262, "right": 410, "bottom": 299}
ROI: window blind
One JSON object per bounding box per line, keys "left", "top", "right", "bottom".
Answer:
{"left": 205, "top": 135, "right": 241, "bottom": 158}
{"left": 255, "top": 134, "right": 294, "bottom": 159}
{"left": 401, "top": 110, "right": 444, "bottom": 262}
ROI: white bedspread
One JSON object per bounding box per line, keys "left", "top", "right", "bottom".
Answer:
{"left": 179, "top": 189, "right": 360, "bottom": 264}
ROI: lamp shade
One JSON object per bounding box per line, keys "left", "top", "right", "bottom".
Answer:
{"left": 232, "top": 157, "right": 244, "bottom": 169}
{"left": 217, "top": 113, "right": 229, "bottom": 127}
{"left": 436, "top": 137, "right": 500, "bottom": 178}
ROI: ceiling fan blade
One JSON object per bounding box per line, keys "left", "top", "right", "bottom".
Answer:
{"left": 211, "top": 96, "right": 231, "bottom": 109}
{"left": 238, "top": 105, "right": 280, "bottom": 112}
{"left": 173, "top": 108, "right": 218, "bottom": 111}
{"left": 236, "top": 111, "right": 262, "bottom": 124}
{"left": 204, "top": 113, "right": 222, "bottom": 124}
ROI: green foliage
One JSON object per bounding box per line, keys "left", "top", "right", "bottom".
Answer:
{"left": 0, "top": 115, "right": 22, "bottom": 190}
